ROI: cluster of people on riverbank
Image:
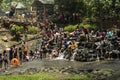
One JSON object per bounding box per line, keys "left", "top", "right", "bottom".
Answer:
{"left": 0, "top": 18, "right": 120, "bottom": 71}
{"left": 0, "top": 41, "right": 28, "bottom": 70}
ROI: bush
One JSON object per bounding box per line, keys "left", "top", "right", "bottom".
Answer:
{"left": 80, "top": 17, "right": 97, "bottom": 30}
{"left": 28, "top": 27, "right": 38, "bottom": 34}
{"left": 64, "top": 23, "right": 96, "bottom": 32}
{"left": 79, "top": 23, "right": 96, "bottom": 30}
{"left": 10, "top": 24, "right": 24, "bottom": 35}
{"left": 64, "top": 25, "right": 78, "bottom": 31}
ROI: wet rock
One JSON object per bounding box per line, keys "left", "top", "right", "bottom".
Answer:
{"left": 68, "top": 66, "right": 72, "bottom": 68}
{"left": 93, "top": 70, "right": 98, "bottom": 74}
{"left": 41, "top": 67, "right": 45, "bottom": 72}
{"left": 78, "top": 70, "right": 85, "bottom": 73}
{"left": 87, "top": 69, "right": 93, "bottom": 73}
{"left": 106, "top": 73, "right": 112, "bottom": 77}
{"left": 36, "top": 68, "right": 41, "bottom": 72}
{"left": 25, "top": 68, "right": 37, "bottom": 74}
{"left": 44, "top": 68, "right": 49, "bottom": 72}
{"left": 29, "top": 72, "right": 33, "bottom": 75}
{"left": 49, "top": 67, "right": 54, "bottom": 70}
{"left": 99, "top": 75, "right": 106, "bottom": 80}
{"left": 11, "top": 71, "right": 21, "bottom": 75}
{"left": 19, "top": 70, "right": 26, "bottom": 75}
{"left": 63, "top": 72, "right": 69, "bottom": 75}
{"left": 45, "top": 68, "right": 54, "bottom": 73}
{"left": 1, "top": 71, "right": 13, "bottom": 75}
{"left": 64, "top": 67, "right": 69, "bottom": 70}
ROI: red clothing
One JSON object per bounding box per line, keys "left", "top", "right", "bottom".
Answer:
{"left": 83, "top": 28, "right": 88, "bottom": 34}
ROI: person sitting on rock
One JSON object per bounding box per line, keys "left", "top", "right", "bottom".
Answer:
{"left": 82, "top": 27, "right": 89, "bottom": 41}
{"left": 18, "top": 47, "right": 23, "bottom": 65}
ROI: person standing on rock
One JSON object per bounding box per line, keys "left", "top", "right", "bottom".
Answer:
{"left": 9, "top": 47, "right": 14, "bottom": 62}
{"left": 3, "top": 50, "right": 8, "bottom": 71}
{"left": 0, "top": 54, "right": 3, "bottom": 68}
{"left": 13, "top": 45, "right": 18, "bottom": 58}
{"left": 67, "top": 42, "right": 73, "bottom": 61}
{"left": 82, "top": 27, "right": 89, "bottom": 41}
{"left": 22, "top": 42, "right": 28, "bottom": 61}
{"left": 24, "top": 29, "right": 28, "bottom": 41}
{"left": 18, "top": 47, "right": 23, "bottom": 65}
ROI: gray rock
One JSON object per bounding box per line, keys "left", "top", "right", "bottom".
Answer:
{"left": 99, "top": 75, "right": 107, "bottom": 80}
{"left": 87, "top": 69, "right": 93, "bottom": 73}
{"left": 29, "top": 72, "right": 33, "bottom": 75}
{"left": 107, "top": 73, "right": 112, "bottom": 77}
{"left": 2, "top": 36, "right": 8, "bottom": 42}
{"left": 19, "top": 70, "right": 25, "bottom": 75}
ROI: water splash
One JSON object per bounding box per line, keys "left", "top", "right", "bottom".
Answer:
{"left": 52, "top": 50, "right": 66, "bottom": 60}
{"left": 71, "top": 52, "right": 76, "bottom": 61}
{"left": 53, "top": 49, "right": 78, "bottom": 61}
{"left": 71, "top": 48, "right": 78, "bottom": 61}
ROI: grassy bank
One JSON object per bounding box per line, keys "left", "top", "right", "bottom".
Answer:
{"left": 0, "top": 72, "right": 93, "bottom": 80}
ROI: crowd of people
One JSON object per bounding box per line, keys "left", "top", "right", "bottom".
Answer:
{"left": 0, "top": 17, "right": 120, "bottom": 72}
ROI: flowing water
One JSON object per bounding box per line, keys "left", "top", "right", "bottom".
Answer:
{"left": 52, "top": 48, "right": 77, "bottom": 61}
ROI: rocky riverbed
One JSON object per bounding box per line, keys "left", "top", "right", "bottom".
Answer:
{"left": 0, "top": 28, "right": 120, "bottom": 80}
{"left": 1, "top": 59, "right": 120, "bottom": 80}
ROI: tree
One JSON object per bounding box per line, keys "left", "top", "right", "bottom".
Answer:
{"left": 84, "top": 0, "right": 120, "bottom": 29}
{"left": 0, "top": 0, "right": 3, "bottom": 4}
{"left": 54, "top": 0, "right": 87, "bottom": 24}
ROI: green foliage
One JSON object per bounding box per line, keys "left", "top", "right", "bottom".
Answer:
{"left": 79, "top": 17, "right": 97, "bottom": 29}
{"left": 86, "top": 0, "right": 120, "bottom": 20}
{"left": 55, "top": 0, "right": 86, "bottom": 14}
{"left": 0, "top": 0, "right": 3, "bottom": 4}
{"left": 28, "top": 27, "right": 38, "bottom": 34}
{"left": 64, "top": 23, "right": 96, "bottom": 32}
{"left": 0, "top": 0, "right": 33, "bottom": 11}
{"left": 11, "top": 24, "right": 24, "bottom": 35}
{"left": 82, "top": 17, "right": 96, "bottom": 23}
{"left": 80, "top": 23, "right": 96, "bottom": 30}
{"left": 10, "top": 24, "right": 24, "bottom": 40}
{"left": 64, "top": 25, "right": 77, "bottom": 31}
{"left": 50, "top": 16, "right": 58, "bottom": 23}
{"left": 53, "top": 0, "right": 87, "bottom": 24}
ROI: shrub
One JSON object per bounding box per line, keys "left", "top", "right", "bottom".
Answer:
{"left": 64, "top": 25, "right": 78, "bottom": 31}
{"left": 28, "top": 27, "right": 38, "bottom": 34}
{"left": 82, "top": 17, "right": 96, "bottom": 23}
{"left": 64, "top": 23, "right": 96, "bottom": 32}
{"left": 79, "top": 23, "right": 96, "bottom": 30}
{"left": 10, "top": 24, "right": 24, "bottom": 34}
{"left": 79, "top": 17, "right": 97, "bottom": 30}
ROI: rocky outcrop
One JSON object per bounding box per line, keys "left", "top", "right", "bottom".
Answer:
{"left": 1, "top": 66, "right": 114, "bottom": 80}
